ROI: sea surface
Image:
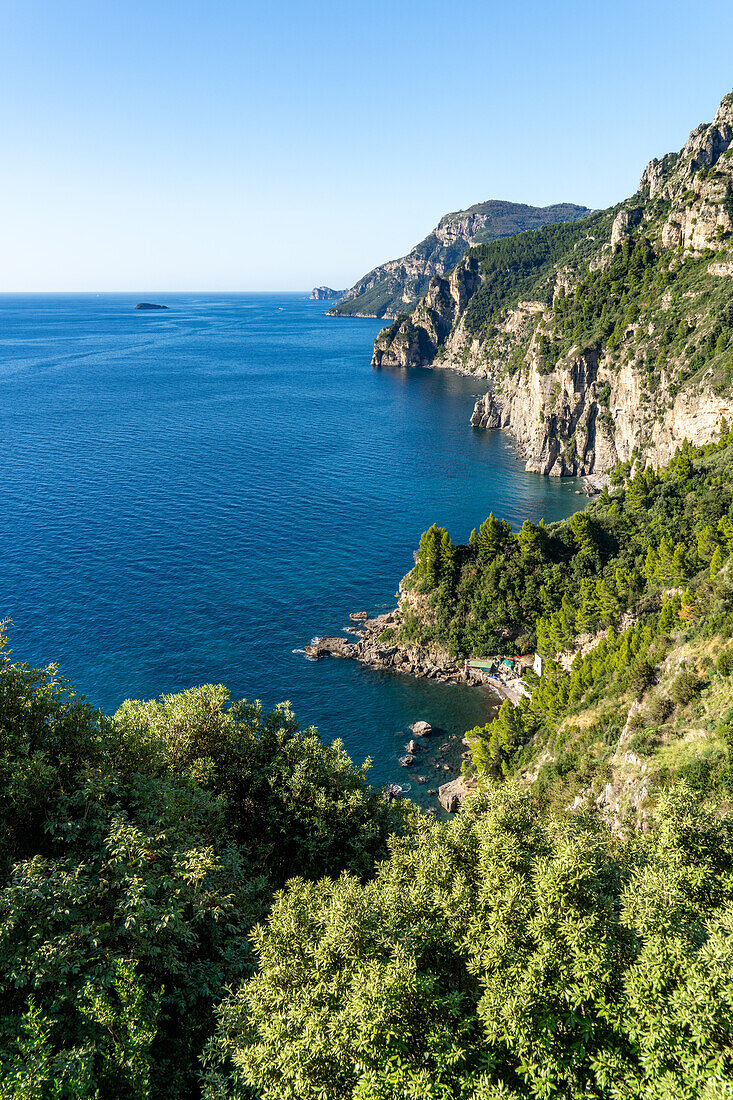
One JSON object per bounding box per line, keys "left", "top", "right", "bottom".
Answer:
{"left": 0, "top": 293, "right": 584, "bottom": 800}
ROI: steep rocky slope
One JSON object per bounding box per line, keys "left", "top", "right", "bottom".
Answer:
{"left": 327, "top": 200, "right": 590, "bottom": 318}
{"left": 373, "top": 92, "right": 733, "bottom": 475}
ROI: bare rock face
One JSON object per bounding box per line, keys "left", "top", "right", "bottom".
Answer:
{"left": 470, "top": 392, "right": 505, "bottom": 429}
{"left": 610, "top": 207, "right": 642, "bottom": 251}
{"left": 438, "top": 777, "right": 469, "bottom": 812}
{"left": 371, "top": 259, "right": 482, "bottom": 370}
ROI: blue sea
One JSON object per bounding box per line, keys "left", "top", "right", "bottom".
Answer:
{"left": 0, "top": 293, "right": 583, "bottom": 798}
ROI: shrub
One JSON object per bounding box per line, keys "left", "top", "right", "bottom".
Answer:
{"left": 627, "top": 729, "right": 660, "bottom": 756}
{"left": 717, "top": 650, "right": 733, "bottom": 676}
{"left": 645, "top": 692, "right": 674, "bottom": 726}
{"left": 671, "top": 669, "right": 704, "bottom": 706}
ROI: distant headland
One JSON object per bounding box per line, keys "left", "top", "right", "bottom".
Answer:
{"left": 310, "top": 286, "right": 344, "bottom": 301}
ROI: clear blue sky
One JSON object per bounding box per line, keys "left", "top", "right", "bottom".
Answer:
{"left": 2, "top": 0, "right": 732, "bottom": 291}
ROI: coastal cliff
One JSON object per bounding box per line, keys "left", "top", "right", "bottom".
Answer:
{"left": 328, "top": 200, "right": 590, "bottom": 319}
{"left": 373, "top": 91, "right": 733, "bottom": 475}
{"left": 310, "top": 286, "right": 344, "bottom": 300}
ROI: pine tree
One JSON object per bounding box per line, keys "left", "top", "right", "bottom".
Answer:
{"left": 477, "top": 513, "right": 510, "bottom": 561}
{"left": 438, "top": 529, "right": 456, "bottom": 587}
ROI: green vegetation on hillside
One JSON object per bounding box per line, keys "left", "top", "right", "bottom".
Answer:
{"left": 401, "top": 436, "right": 733, "bottom": 821}
{"left": 214, "top": 785, "right": 733, "bottom": 1100}
{"left": 0, "top": 656, "right": 398, "bottom": 1097}
{"left": 401, "top": 434, "right": 733, "bottom": 658}
{"left": 6, "top": 452, "right": 733, "bottom": 1098}
{"left": 461, "top": 211, "right": 611, "bottom": 337}
{"left": 330, "top": 201, "right": 591, "bottom": 318}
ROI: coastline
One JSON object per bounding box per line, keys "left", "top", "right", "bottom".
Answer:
{"left": 304, "top": 608, "right": 528, "bottom": 706}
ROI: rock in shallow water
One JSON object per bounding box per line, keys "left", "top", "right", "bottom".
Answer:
{"left": 303, "top": 637, "right": 355, "bottom": 659}
{"left": 410, "top": 721, "right": 432, "bottom": 737}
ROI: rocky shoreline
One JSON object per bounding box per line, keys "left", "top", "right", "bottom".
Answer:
{"left": 388, "top": 721, "right": 476, "bottom": 814}
{"left": 303, "top": 608, "right": 531, "bottom": 707}
{"left": 303, "top": 609, "right": 528, "bottom": 813}
{"left": 304, "top": 609, "right": 476, "bottom": 685}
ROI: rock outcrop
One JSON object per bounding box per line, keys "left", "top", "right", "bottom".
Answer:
{"left": 329, "top": 201, "right": 590, "bottom": 319}
{"left": 305, "top": 610, "right": 490, "bottom": 686}
{"left": 438, "top": 776, "right": 471, "bottom": 812}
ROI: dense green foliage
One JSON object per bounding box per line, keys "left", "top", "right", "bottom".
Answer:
{"left": 403, "top": 434, "right": 733, "bottom": 659}
{"left": 213, "top": 784, "right": 733, "bottom": 1100}
{"left": 6, "top": 448, "right": 733, "bottom": 1096}
{"left": 0, "top": 649, "right": 398, "bottom": 1097}
{"left": 403, "top": 437, "right": 733, "bottom": 801}
{"left": 460, "top": 212, "right": 611, "bottom": 338}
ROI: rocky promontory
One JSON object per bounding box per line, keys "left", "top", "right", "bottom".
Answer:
{"left": 304, "top": 610, "right": 474, "bottom": 684}
{"left": 328, "top": 201, "right": 590, "bottom": 319}
{"left": 303, "top": 610, "right": 527, "bottom": 707}
{"left": 310, "top": 286, "right": 344, "bottom": 300}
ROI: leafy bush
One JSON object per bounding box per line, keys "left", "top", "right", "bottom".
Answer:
{"left": 645, "top": 691, "right": 674, "bottom": 725}
{"left": 0, "top": 636, "right": 399, "bottom": 1098}
{"left": 211, "top": 786, "right": 733, "bottom": 1100}
{"left": 717, "top": 649, "right": 733, "bottom": 676}
{"left": 627, "top": 729, "right": 660, "bottom": 756}
{"left": 671, "top": 669, "right": 704, "bottom": 706}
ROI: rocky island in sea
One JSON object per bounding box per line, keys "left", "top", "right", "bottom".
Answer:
{"left": 135, "top": 301, "right": 168, "bottom": 310}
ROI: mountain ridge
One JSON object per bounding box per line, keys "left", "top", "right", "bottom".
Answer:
{"left": 327, "top": 199, "right": 591, "bottom": 318}
{"left": 372, "top": 91, "right": 733, "bottom": 476}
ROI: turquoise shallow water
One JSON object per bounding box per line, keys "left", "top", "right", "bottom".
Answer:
{"left": 0, "top": 292, "right": 584, "bottom": 797}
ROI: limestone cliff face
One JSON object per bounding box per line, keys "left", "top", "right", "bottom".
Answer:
{"left": 373, "top": 91, "right": 733, "bottom": 476}
{"left": 310, "top": 286, "right": 344, "bottom": 300}
{"left": 470, "top": 338, "right": 733, "bottom": 476}
{"left": 329, "top": 201, "right": 590, "bottom": 319}
{"left": 371, "top": 257, "right": 483, "bottom": 369}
